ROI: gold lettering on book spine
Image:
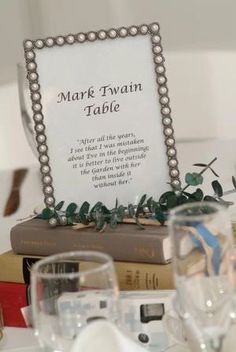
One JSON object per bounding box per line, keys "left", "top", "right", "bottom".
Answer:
{"left": 21, "top": 240, "right": 56, "bottom": 247}
{"left": 125, "top": 270, "right": 159, "bottom": 290}
{"left": 145, "top": 273, "right": 159, "bottom": 289}
{"left": 125, "top": 269, "right": 142, "bottom": 289}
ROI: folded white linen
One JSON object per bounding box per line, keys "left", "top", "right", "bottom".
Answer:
{"left": 70, "top": 320, "right": 147, "bottom": 352}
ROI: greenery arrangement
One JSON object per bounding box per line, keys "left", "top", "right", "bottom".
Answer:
{"left": 41, "top": 157, "right": 236, "bottom": 231}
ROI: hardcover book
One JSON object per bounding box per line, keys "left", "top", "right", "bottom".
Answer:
{"left": 0, "top": 250, "right": 174, "bottom": 290}
{"left": 10, "top": 218, "right": 171, "bottom": 264}
{"left": 0, "top": 282, "right": 29, "bottom": 327}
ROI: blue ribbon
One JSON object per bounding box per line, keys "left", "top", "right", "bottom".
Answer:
{"left": 194, "top": 223, "right": 221, "bottom": 274}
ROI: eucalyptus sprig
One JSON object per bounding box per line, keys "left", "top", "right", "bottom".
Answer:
{"left": 40, "top": 157, "right": 236, "bottom": 230}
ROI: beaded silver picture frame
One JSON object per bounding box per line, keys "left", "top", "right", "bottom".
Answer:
{"left": 23, "top": 22, "right": 180, "bottom": 208}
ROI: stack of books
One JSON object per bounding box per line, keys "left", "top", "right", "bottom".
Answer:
{"left": 0, "top": 218, "right": 174, "bottom": 327}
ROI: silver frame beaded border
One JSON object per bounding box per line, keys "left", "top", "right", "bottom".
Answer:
{"left": 23, "top": 22, "right": 180, "bottom": 208}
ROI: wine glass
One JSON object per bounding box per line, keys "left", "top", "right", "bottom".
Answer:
{"left": 168, "top": 201, "right": 235, "bottom": 352}
{"left": 30, "top": 251, "right": 120, "bottom": 352}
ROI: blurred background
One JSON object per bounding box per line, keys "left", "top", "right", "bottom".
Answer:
{"left": 0, "top": 0, "right": 236, "bottom": 169}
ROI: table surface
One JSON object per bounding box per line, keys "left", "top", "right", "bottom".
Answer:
{"left": 0, "top": 325, "right": 187, "bottom": 352}
{"left": 2, "top": 324, "right": 236, "bottom": 352}
{"left": 1, "top": 138, "right": 236, "bottom": 351}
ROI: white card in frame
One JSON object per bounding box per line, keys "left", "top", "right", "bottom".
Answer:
{"left": 24, "top": 23, "right": 180, "bottom": 208}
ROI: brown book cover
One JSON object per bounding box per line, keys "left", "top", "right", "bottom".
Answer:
{"left": 0, "top": 250, "right": 174, "bottom": 290}
{"left": 10, "top": 218, "right": 171, "bottom": 264}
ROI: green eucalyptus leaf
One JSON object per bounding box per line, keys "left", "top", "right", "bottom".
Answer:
{"left": 218, "top": 198, "right": 234, "bottom": 208}
{"left": 147, "top": 197, "right": 153, "bottom": 210}
{"left": 148, "top": 199, "right": 158, "bottom": 213}
{"left": 154, "top": 206, "right": 166, "bottom": 225}
{"left": 190, "top": 188, "right": 204, "bottom": 201}
{"left": 55, "top": 201, "right": 65, "bottom": 211}
{"left": 193, "top": 163, "right": 206, "bottom": 167}
{"left": 65, "top": 203, "right": 77, "bottom": 217}
{"left": 117, "top": 205, "right": 125, "bottom": 221}
{"left": 208, "top": 167, "right": 219, "bottom": 178}
{"left": 185, "top": 173, "right": 203, "bottom": 186}
{"left": 136, "top": 194, "right": 147, "bottom": 216}
{"left": 90, "top": 202, "right": 103, "bottom": 214}
{"left": 177, "top": 195, "right": 188, "bottom": 205}
{"left": 99, "top": 222, "right": 107, "bottom": 232}
{"left": 42, "top": 207, "right": 55, "bottom": 220}
{"left": 135, "top": 206, "right": 142, "bottom": 217}
{"left": 185, "top": 172, "right": 193, "bottom": 185}
{"left": 138, "top": 194, "right": 147, "bottom": 206}
{"left": 67, "top": 216, "right": 74, "bottom": 225}
{"left": 110, "top": 213, "right": 118, "bottom": 229}
{"left": 193, "top": 163, "right": 219, "bottom": 177}
{"left": 182, "top": 191, "right": 192, "bottom": 197}
{"left": 79, "top": 201, "right": 90, "bottom": 224}
{"left": 166, "top": 194, "right": 178, "bottom": 209}
{"left": 79, "top": 201, "right": 90, "bottom": 216}
{"left": 210, "top": 170, "right": 219, "bottom": 178}
{"left": 128, "top": 204, "right": 135, "bottom": 217}
{"left": 159, "top": 191, "right": 175, "bottom": 204}
{"left": 203, "top": 195, "right": 218, "bottom": 202}
{"left": 212, "top": 180, "right": 223, "bottom": 197}
{"left": 160, "top": 204, "right": 168, "bottom": 212}
{"left": 101, "top": 205, "right": 111, "bottom": 215}
{"left": 96, "top": 213, "right": 106, "bottom": 231}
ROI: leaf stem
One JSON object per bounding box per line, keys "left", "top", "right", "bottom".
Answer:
{"left": 181, "top": 157, "right": 217, "bottom": 193}
{"left": 222, "top": 189, "right": 236, "bottom": 196}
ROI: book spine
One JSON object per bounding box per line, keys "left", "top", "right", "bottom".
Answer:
{"left": 114, "top": 262, "right": 174, "bottom": 290}
{"left": 0, "top": 253, "right": 40, "bottom": 284}
{"left": 0, "top": 253, "right": 174, "bottom": 290}
{"left": 0, "top": 282, "right": 28, "bottom": 327}
{"left": 10, "top": 222, "right": 169, "bottom": 264}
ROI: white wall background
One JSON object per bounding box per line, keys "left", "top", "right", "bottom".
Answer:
{"left": 1, "top": 0, "right": 236, "bottom": 168}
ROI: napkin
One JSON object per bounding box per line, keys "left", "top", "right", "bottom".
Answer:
{"left": 70, "top": 320, "right": 147, "bottom": 352}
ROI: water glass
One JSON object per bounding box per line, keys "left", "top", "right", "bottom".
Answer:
{"left": 31, "top": 251, "right": 119, "bottom": 352}
{"left": 168, "top": 201, "right": 235, "bottom": 352}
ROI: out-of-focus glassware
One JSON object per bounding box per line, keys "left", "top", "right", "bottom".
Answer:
{"left": 168, "top": 201, "right": 235, "bottom": 352}
{"left": 31, "top": 251, "right": 120, "bottom": 352}
{"left": 17, "top": 63, "right": 38, "bottom": 157}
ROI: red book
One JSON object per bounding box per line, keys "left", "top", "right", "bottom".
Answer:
{"left": 0, "top": 282, "right": 29, "bottom": 327}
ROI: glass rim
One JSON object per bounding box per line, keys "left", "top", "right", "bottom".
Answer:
{"left": 168, "top": 200, "right": 227, "bottom": 223}
{"left": 31, "top": 250, "right": 114, "bottom": 279}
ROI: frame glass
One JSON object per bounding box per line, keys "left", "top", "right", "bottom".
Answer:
{"left": 24, "top": 23, "right": 180, "bottom": 208}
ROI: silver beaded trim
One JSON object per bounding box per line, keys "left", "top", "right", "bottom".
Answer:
{"left": 23, "top": 22, "right": 180, "bottom": 208}
{"left": 148, "top": 22, "right": 180, "bottom": 188}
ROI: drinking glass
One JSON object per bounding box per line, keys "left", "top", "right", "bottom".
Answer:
{"left": 168, "top": 202, "right": 235, "bottom": 352}
{"left": 31, "top": 251, "right": 120, "bottom": 352}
